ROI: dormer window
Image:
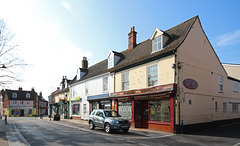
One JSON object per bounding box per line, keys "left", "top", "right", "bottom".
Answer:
{"left": 108, "top": 56, "right": 113, "bottom": 68}
{"left": 153, "top": 36, "right": 162, "bottom": 52}
{"left": 150, "top": 27, "right": 170, "bottom": 53}
{"left": 12, "top": 93, "right": 17, "bottom": 98}
{"left": 26, "top": 93, "right": 30, "bottom": 98}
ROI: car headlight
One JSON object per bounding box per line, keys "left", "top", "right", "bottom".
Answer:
{"left": 113, "top": 120, "right": 119, "bottom": 124}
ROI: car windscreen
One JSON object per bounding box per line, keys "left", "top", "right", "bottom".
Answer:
{"left": 104, "top": 111, "right": 120, "bottom": 117}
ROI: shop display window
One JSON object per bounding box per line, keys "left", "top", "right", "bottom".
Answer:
{"left": 118, "top": 101, "right": 132, "bottom": 120}
{"left": 150, "top": 99, "right": 170, "bottom": 122}
{"left": 72, "top": 104, "right": 80, "bottom": 115}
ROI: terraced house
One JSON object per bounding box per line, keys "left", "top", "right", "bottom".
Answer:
{"left": 64, "top": 16, "right": 239, "bottom": 133}
{"left": 2, "top": 87, "right": 48, "bottom": 117}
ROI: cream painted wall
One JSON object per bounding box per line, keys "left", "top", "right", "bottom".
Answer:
{"left": 177, "top": 18, "right": 240, "bottom": 125}
{"left": 115, "top": 55, "right": 175, "bottom": 92}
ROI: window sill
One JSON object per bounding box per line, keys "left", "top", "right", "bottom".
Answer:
{"left": 218, "top": 91, "right": 224, "bottom": 93}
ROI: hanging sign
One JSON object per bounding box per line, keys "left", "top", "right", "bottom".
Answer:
{"left": 183, "top": 79, "right": 198, "bottom": 90}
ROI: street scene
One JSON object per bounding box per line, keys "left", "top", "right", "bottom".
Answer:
{"left": 0, "top": 117, "right": 240, "bottom": 146}
{"left": 1, "top": 1, "right": 240, "bottom": 146}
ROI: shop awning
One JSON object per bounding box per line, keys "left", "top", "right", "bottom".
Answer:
{"left": 87, "top": 93, "right": 109, "bottom": 101}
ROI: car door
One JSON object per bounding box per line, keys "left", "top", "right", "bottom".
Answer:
{"left": 98, "top": 111, "right": 105, "bottom": 128}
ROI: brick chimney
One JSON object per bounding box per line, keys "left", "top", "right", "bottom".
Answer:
{"left": 128, "top": 26, "right": 137, "bottom": 50}
{"left": 19, "top": 87, "right": 22, "bottom": 91}
{"left": 82, "top": 57, "right": 88, "bottom": 69}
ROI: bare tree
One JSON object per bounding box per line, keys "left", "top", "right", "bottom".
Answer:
{"left": 0, "top": 18, "right": 26, "bottom": 87}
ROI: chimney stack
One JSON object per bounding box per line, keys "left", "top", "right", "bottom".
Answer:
{"left": 82, "top": 57, "right": 88, "bottom": 69}
{"left": 19, "top": 87, "right": 22, "bottom": 91}
{"left": 128, "top": 26, "right": 137, "bottom": 50}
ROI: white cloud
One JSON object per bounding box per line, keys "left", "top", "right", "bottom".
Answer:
{"left": 61, "top": 1, "right": 74, "bottom": 16}
{"left": 215, "top": 30, "right": 240, "bottom": 47}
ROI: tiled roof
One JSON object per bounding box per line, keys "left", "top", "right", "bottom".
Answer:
{"left": 4, "top": 89, "right": 36, "bottom": 101}
{"left": 71, "top": 16, "right": 198, "bottom": 84}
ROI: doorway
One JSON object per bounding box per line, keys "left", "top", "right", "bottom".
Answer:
{"left": 20, "top": 109, "right": 24, "bottom": 116}
{"left": 134, "top": 100, "right": 148, "bottom": 128}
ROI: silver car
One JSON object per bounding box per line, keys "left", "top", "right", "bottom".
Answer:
{"left": 88, "top": 109, "right": 130, "bottom": 133}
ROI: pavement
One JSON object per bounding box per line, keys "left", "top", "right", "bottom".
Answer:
{"left": 0, "top": 118, "right": 8, "bottom": 146}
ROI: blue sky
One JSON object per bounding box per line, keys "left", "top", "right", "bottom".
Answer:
{"left": 0, "top": 0, "right": 240, "bottom": 99}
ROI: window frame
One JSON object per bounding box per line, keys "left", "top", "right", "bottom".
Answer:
{"left": 12, "top": 93, "right": 17, "bottom": 98}
{"left": 27, "top": 101, "right": 30, "bottom": 106}
{"left": 103, "top": 76, "right": 108, "bottom": 92}
{"left": 26, "top": 93, "right": 30, "bottom": 98}
{"left": 218, "top": 76, "right": 223, "bottom": 93}
{"left": 108, "top": 56, "right": 113, "bottom": 68}
{"left": 232, "top": 104, "right": 238, "bottom": 112}
{"left": 13, "top": 100, "right": 17, "bottom": 106}
{"left": 233, "top": 81, "right": 238, "bottom": 92}
{"left": 152, "top": 36, "right": 162, "bottom": 53}
{"left": 121, "top": 72, "right": 129, "bottom": 91}
{"left": 223, "top": 102, "right": 227, "bottom": 113}
{"left": 147, "top": 64, "right": 158, "bottom": 87}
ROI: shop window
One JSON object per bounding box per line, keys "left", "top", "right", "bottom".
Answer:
{"left": 150, "top": 99, "right": 170, "bottom": 122}
{"left": 72, "top": 104, "right": 80, "bottom": 115}
{"left": 118, "top": 102, "right": 132, "bottom": 120}
{"left": 148, "top": 65, "right": 158, "bottom": 87}
{"left": 122, "top": 72, "right": 129, "bottom": 91}
{"left": 92, "top": 102, "right": 97, "bottom": 110}
{"left": 29, "top": 109, "right": 32, "bottom": 115}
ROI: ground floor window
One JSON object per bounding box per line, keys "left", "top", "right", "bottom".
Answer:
{"left": 100, "top": 101, "right": 111, "bottom": 109}
{"left": 11, "top": 108, "right": 19, "bottom": 115}
{"left": 72, "top": 103, "right": 80, "bottom": 115}
{"left": 232, "top": 103, "right": 239, "bottom": 112}
{"left": 118, "top": 101, "right": 132, "bottom": 120}
{"left": 92, "top": 102, "right": 97, "bottom": 110}
{"left": 150, "top": 99, "right": 170, "bottom": 122}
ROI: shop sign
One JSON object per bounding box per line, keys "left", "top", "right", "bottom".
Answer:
{"left": 70, "top": 97, "right": 81, "bottom": 101}
{"left": 183, "top": 79, "right": 198, "bottom": 90}
{"left": 110, "top": 84, "right": 175, "bottom": 97}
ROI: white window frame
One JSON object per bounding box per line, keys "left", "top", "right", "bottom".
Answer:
{"left": 233, "top": 81, "right": 238, "bottom": 92}
{"left": 147, "top": 64, "right": 158, "bottom": 87}
{"left": 122, "top": 72, "right": 129, "bottom": 91}
{"left": 20, "top": 100, "right": 24, "bottom": 106}
{"left": 103, "top": 77, "right": 108, "bottom": 92}
{"left": 218, "top": 76, "right": 223, "bottom": 93}
{"left": 152, "top": 36, "right": 162, "bottom": 53}
{"left": 13, "top": 100, "right": 17, "bottom": 106}
{"left": 27, "top": 101, "right": 30, "bottom": 106}
{"left": 108, "top": 56, "right": 113, "bottom": 68}
{"left": 12, "top": 93, "right": 17, "bottom": 98}
{"left": 26, "top": 93, "right": 30, "bottom": 98}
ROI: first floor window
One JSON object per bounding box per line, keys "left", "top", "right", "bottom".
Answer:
{"left": 122, "top": 72, "right": 129, "bottom": 90}
{"left": 233, "top": 81, "right": 238, "bottom": 92}
{"left": 232, "top": 104, "right": 238, "bottom": 112}
{"left": 72, "top": 104, "right": 80, "bottom": 115}
{"left": 118, "top": 102, "right": 132, "bottom": 120}
{"left": 219, "top": 76, "right": 223, "bottom": 92}
{"left": 27, "top": 101, "right": 30, "bottom": 106}
{"left": 150, "top": 99, "right": 170, "bottom": 122}
{"left": 103, "top": 77, "right": 108, "bottom": 92}
{"left": 148, "top": 65, "right": 158, "bottom": 87}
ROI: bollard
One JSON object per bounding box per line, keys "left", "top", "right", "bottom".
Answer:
{"left": 5, "top": 115, "right": 7, "bottom": 124}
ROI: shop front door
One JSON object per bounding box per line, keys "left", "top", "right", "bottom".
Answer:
{"left": 20, "top": 109, "right": 24, "bottom": 116}
{"left": 134, "top": 100, "right": 148, "bottom": 128}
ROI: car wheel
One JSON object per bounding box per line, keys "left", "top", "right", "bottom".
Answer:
{"left": 89, "top": 121, "right": 95, "bottom": 130}
{"left": 105, "top": 123, "right": 111, "bottom": 133}
{"left": 123, "top": 129, "right": 129, "bottom": 133}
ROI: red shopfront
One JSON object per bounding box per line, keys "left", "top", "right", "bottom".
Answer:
{"left": 110, "top": 84, "right": 176, "bottom": 133}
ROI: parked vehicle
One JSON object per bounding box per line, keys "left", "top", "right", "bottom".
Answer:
{"left": 88, "top": 109, "right": 130, "bottom": 133}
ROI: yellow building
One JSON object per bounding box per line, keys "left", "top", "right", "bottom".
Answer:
{"left": 110, "top": 16, "right": 240, "bottom": 133}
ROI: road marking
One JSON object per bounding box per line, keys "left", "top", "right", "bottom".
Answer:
{"left": 233, "top": 143, "right": 240, "bottom": 146}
